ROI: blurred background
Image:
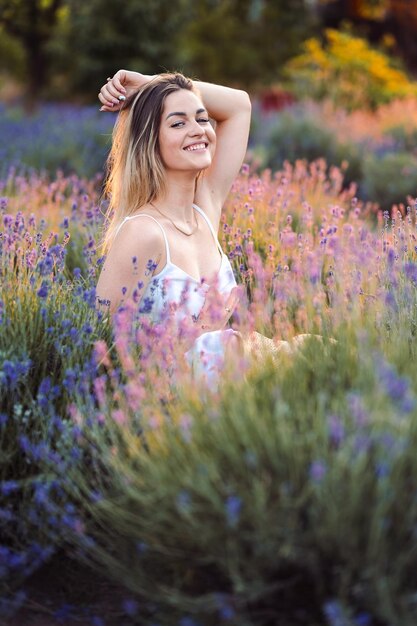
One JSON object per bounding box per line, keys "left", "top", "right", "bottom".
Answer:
{"left": 2, "top": 0, "right": 417, "bottom": 208}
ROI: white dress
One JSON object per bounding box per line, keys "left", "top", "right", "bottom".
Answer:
{"left": 114, "top": 203, "right": 239, "bottom": 388}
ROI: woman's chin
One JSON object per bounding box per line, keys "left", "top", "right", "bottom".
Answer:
{"left": 164, "top": 154, "right": 212, "bottom": 175}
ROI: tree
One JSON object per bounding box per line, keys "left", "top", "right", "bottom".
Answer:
{"left": 0, "top": 0, "right": 64, "bottom": 109}
{"left": 0, "top": 0, "right": 317, "bottom": 104}
{"left": 177, "top": 0, "right": 316, "bottom": 88}
{"left": 317, "top": 0, "right": 417, "bottom": 73}
{"left": 57, "top": 0, "right": 191, "bottom": 97}
{"left": 386, "top": 1, "right": 417, "bottom": 73}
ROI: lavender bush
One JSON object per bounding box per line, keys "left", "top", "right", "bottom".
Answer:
{"left": 0, "top": 177, "right": 114, "bottom": 615}
{"left": 2, "top": 159, "right": 417, "bottom": 624}
{"left": 0, "top": 103, "right": 114, "bottom": 178}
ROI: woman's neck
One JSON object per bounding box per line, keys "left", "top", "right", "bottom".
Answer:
{"left": 156, "top": 173, "right": 199, "bottom": 222}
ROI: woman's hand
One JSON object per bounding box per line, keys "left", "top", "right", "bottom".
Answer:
{"left": 194, "top": 285, "right": 242, "bottom": 334}
{"left": 98, "top": 70, "right": 154, "bottom": 111}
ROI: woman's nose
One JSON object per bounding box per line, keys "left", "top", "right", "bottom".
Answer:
{"left": 189, "top": 120, "right": 205, "bottom": 135}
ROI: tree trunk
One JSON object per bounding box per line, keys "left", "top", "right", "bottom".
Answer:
{"left": 386, "top": 1, "right": 417, "bottom": 73}
{"left": 23, "top": 31, "right": 48, "bottom": 114}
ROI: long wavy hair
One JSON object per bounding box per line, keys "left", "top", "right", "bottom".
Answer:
{"left": 99, "top": 73, "right": 196, "bottom": 255}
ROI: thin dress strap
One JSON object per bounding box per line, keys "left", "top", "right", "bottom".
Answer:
{"left": 192, "top": 203, "right": 223, "bottom": 255}
{"left": 113, "top": 213, "right": 171, "bottom": 264}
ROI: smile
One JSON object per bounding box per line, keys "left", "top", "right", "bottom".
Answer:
{"left": 184, "top": 142, "right": 208, "bottom": 151}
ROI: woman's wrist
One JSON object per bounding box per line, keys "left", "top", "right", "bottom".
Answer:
{"left": 126, "top": 71, "right": 155, "bottom": 89}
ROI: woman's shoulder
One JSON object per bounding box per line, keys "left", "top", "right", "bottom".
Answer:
{"left": 118, "top": 207, "right": 164, "bottom": 235}
{"left": 110, "top": 209, "right": 166, "bottom": 259}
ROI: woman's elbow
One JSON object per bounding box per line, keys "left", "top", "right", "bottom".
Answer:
{"left": 238, "top": 89, "right": 252, "bottom": 112}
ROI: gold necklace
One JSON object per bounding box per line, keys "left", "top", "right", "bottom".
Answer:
{"left": 150, "top": 201, "right": 198, "bottom": 236}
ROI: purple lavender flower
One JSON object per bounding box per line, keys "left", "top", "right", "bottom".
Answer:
{"left": 136, "top": 541, "right": 148, "bottom": 555}
{"left": 347, "top": 393, "right": 368, "bottom": 426}
{"left": 139, "top": 297, "right": 154, "bottom": 314}
{"left": 53, "top": 604, "right": 75, "bottom": 621}
{"left": 377, "top": 360, "right": 415, "bottom": 413}
{"left": 83, "top": 287, "right": 97, "bottom": 308}
{"left": 0, "top": 508, "right": 14, "bottom": 522}
{"left": 323, "top": 599, "right": 349, "bottom": 626}
{"left": 354, "top": 434, "right": 371, "bottom": 454}
{"left": 1, "top": 358, "right": 31, "bottom": 388}
{"left": 215, "top": 594, "right": 236, "bottom": 621}
{"left": 384, "top": 290, "right": 397, "bottom": 311}
{"left": 179, "top": 618, "right": 201, "bottom": 626}
{"left": 145, "top": 258, "right": 158, "bottom": 275}
{"left": 309, "top": 460, "right": 327, "bottom": 483}
{"left": 1, "top": 481, "right": 19, "bottom": 496}
{"left": 404, "top": 262, "right": 417, "bottom": 284}
{"left": 375, "top": 462, "right": 389, "bottom": 478}
{"left": 328, "top": 415, "right": 345, "bottom": 448}
{"left": 36, "top": 281, "right": 49, "bottom": 298}
{"left": 176, "top": 490, "right": 191, "bottom": 512}
{"left": 37, "top": 252, "right": 54, "bottom": 276}
{"left": 122, "top": 598, "right": 139, "bottom": 616}
{"left": 63, "top": 368, "right": 77, "bottom": 392}
{"left": 225, "top": 495, "right": 242, "bottom": 527}
{"left": 387, "top": 248, "right": 395, "bottom": 267}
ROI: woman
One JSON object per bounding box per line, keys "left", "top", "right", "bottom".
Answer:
{"left": 95, "top": 70, "right": 251, "bottom": 386}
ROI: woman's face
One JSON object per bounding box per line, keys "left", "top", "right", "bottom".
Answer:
{"left": 158, "top": 89, "right": 216, "bottom": 173}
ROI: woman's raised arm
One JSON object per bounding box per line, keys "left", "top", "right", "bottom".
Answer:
{"left": 193, "top": 80, "right": 251, "bottom": 209}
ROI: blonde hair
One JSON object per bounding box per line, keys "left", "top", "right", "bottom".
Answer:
{"left": 99, "top": 73, "right": 196, "bottom": 255}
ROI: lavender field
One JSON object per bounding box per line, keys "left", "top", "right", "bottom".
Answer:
{"left": 2, "top": 101, "right": 417, "bottom": 626}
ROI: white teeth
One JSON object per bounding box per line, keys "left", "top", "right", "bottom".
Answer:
{"left": 185, "top": 143, "right": 206, "bottom": 151}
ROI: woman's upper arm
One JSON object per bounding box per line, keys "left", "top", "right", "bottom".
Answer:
{"left": 95, "top": 220, "right": 163, "bottom": 315}
{"left": 203, "top": 90, "right": 251, "bottom": 208}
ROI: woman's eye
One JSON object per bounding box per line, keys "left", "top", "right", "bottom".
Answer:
{"left": 171, "top": 121, "right": 185, "bottom": 128}
{"left": 197, "top": 118, "right": 210, "bottom": 124}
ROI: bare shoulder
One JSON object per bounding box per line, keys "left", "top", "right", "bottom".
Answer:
{"left": 106, "top": 213, "right": 166, "bottom": 268}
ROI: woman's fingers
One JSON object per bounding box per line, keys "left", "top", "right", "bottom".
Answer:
{"left": 99, "top": 86, "right": 122, "bottom": 108}
{"left": 98, "top": 72, "right": 128, "bottom": 109}
{"left": 103, "top": 80, "right": 124, "bottom": 101}
{"left": 111, "top": 70, "right": 127, "bottom": 95}
{"left": 198, "top": 285, "right": 242, "bottom": 331}
{"left": 98, "top": 70, "right": 149, "bottom": 110}
{"left": 98, "top": 91, "right": 117, "bottom": 110}
{"left": 224, "top": 286, "right": 241, "bottom": 315}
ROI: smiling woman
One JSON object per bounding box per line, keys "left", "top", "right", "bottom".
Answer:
{"left": 95, "top": 70, "right": 251, "bottom": 387}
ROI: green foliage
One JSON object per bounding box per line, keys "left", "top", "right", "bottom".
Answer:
{"left": 65, "top": 325, "right": 417, "bottom": 625}
{"left": 0, "top": 0, "right": 317, "bottom": 101}
{"left": 3, "top": 155, "right": 417, "bottom": 619}
{"left": 362, "top": 152, "right": 417, "bottom": 209}
{"left": 0, "top": 203, "right": 113, "bottom": 598}
{"left": 0, "top": 0, "right": 66, "bottom": 106}
{"left": 49, "top": 0, "right": 193, "bottom": 98}
{"left": 177, "top": 0, "right": 314, "bottom": 88}
{"left": 0, "top": 26, "right": 25, "bottom": 78}
{"left": 263, "top": 110, "right": 363, "bottom": 187}
{"left": 285, "top": 29, "right": 417, "bottom": 111}
{"left": 382, "top": 123, "right": 417, "bottom": 152}
{"left": 251, "top": 101, "right": 417, "bottom": 210}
